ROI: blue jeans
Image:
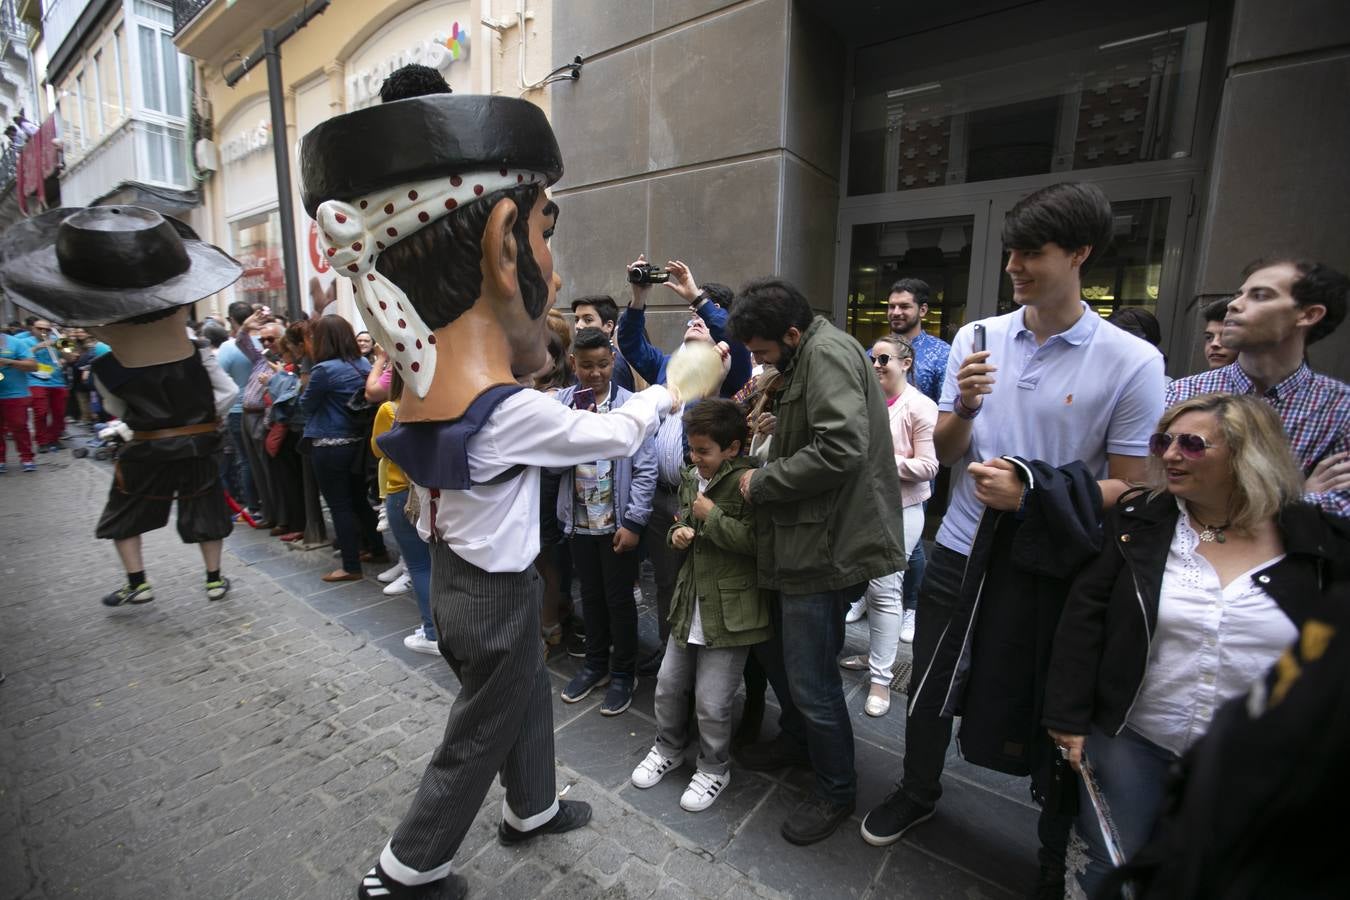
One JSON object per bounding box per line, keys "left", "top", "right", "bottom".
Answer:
{"left": 224, "top": 410, "right": 255, "bottom": 508}
{"left": 1070, "top": 726, "right": 1179, "bottom": 897}
{"left": 386, "top": 490, "right": 434, "bottom": 639}
{"left": 901, "top": 539, "right": 925, "bottom": 612}
{"left": 310, "top": 442, "right": 382, "bottom": 573}
{"left": 755, "top": 584, "right": 864, "bottom": 805}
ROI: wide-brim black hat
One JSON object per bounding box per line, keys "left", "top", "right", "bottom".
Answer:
{"left": 299, "top": 94, "right": 563, "bottom": 217}
{"left": 0, "top": 206, "right": 243, "bottom": 327}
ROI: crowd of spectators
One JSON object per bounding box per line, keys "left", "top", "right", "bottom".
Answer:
{"left": 4, "top": 175, "right": 1347, "bottom": 899}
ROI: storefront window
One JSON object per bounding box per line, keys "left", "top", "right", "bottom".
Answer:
{"left": 231, "top": 211, "right": 286, "bottom": 311}
{"left": 849, "top": 13, "right": 1208, "bottom": 196}
{"left": 847, "top": 215, "right": 973, "bottom": 345}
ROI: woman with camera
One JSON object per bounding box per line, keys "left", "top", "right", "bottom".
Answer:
{"left": 301, "top": 316, "right": 386, "bottom": 582}
{"left": 1043, "top": 393, "right": 1350, "bottom": 897}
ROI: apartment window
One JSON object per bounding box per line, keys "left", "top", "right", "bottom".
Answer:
{"left": 136, "top": 1, "right": 184, "bottom": 117}
{"left": 74, "top": 72, "right": 87, "bottom": 150}
{"left": 92, "top": 51, "right": 106, "bottom": 134}
{"left": 114, "top": 25, "right": 127, "bottom": 116}
{"left": 139, "top": 122, "right": 187, "bottom": 185}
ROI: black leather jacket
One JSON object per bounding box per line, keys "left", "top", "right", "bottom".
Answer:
{"left": 1043, "top": 488, "right": 1350, "bottom": 737}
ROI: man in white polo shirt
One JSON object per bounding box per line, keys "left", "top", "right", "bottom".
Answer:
{"left": 860, "top": 182, "right": 1166, "bottom": 897}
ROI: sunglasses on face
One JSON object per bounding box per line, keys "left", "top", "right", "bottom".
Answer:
{"left": 1148, "top": 432, "right": 1216, "bottom": 459}
{"left": 872, "top": 353, "right": 910, "bottom": 367}
{"left": 259, "top": 337, "right": 277, "bottom": 346}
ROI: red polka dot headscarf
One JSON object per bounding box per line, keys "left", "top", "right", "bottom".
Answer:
{"left": 315, "top": 168, "right": 546, "bottom": 398}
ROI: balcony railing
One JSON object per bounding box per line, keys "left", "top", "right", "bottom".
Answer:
{"left": 173, "top": 0, "right": 213, "bottom": 34}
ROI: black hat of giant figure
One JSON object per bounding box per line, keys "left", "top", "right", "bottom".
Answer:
{"left": 299, "top": 93, "right": 564, "bottom": 217}
{"left": 0, "top": 206, "right": 243, "bottom": 327}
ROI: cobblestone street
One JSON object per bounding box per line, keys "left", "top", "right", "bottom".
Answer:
{"left": 2, "top": 453, "right": 1038, "bottom": 899}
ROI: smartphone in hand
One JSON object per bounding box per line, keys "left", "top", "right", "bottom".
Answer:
{"left": 972, "top": 323, "right": 987, "bottom": 354}
{"left": 573, "top": 387, "right": 595, "bottom": 410}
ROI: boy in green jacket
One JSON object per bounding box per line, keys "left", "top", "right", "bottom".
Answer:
{"left": 629, "top": 399, "right": 771, "bottom": 812}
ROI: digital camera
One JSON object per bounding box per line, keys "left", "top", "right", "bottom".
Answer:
{"left": 626, "top": 262, "right": 669, "bottom": 285}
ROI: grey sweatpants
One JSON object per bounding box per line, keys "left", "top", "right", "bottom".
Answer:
{"left": 379, "top": 542, "right": 558, "bottom": 884}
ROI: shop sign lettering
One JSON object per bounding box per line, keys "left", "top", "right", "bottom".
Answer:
{"left": 222, "top": 120, "right": 272, "bottom": 166}
{"left": 347, "top": 23, "right": 470, "bottom": 109}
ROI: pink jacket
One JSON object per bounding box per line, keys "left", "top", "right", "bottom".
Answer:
{"left": 888, "top": 387, "right": 939, "bottom": 508}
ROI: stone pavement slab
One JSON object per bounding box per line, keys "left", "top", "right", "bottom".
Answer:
{"left": 2, "top": 453, "right": 1038, "bottom": 899}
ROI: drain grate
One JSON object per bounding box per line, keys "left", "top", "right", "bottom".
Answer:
{"left": 889, "top": 659, "right": 912, "bottom": 695}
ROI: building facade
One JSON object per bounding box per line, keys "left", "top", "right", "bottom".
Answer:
{"left": 45, "top": 0, "right": 197, "bottom": 215}
{"left": 0, "top": 0, "right": 49, "bottom": 323}
{"left": 549, "top": 0, "right": 1350, "bottom": 379}
{"left": 174, "top": 0, "right": 551, "bottom": 321}
{"left": 165, "top": 0, "right": 1349, "bottom": 376}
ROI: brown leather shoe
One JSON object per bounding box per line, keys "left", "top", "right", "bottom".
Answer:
{"left": 269, "top": 525, "right": 288, "bottom": 536}
{"left": 322, "top": 569, "right": 363, "bottom": 583}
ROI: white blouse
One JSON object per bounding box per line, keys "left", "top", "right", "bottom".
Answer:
{"left": 1126, "top": 501, "right": 1293, "bottom": 755}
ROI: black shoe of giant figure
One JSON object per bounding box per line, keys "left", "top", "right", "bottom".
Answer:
{"left": 356, "top": 863, "right": 467, "bottom": 899}
{"left": 497, "top": 799, "right": 593, "bottom": 846}
{"left": 780, "top": 795, "right": 855, "bottom": 846}
{"left": 735, "top": 734, "right": 810, "bottom": 772}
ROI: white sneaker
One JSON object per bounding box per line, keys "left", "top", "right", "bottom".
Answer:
{"left": 630, "top": 745, "right": 680, "bottom": 789}
{"left": 403, "top": 627, "right": 439, "bottom": 655}
{"left": 383, "top": 572, "right": 413, "bottom": 596}
{"left": 376, "top": 506, "right": 389, "bottom": 533}
{"left": 900, "top": 609, "right": 917, "bottom": 643}
{"left": 680, "top": 770, "right": 729, "bottom": 812}
{"left": 377, "top": 559, "right": 406, "bottom": 584}
{"left": 845, "top": 599, "right": 867, "bottom": 624}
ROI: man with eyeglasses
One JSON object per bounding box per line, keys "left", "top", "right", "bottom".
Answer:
{"left": 859, "top": 183, "right": 1165, "bottom": 898}
{"left": 216, "top": 301, "right": 262, "bottom": 518}
{"left": 235, "top": 310, "right": 285, "bottom": 530}
{"left": 1166, "top": 258, "right": 1350, "bottom": 517}
{"left": 617, "top": 255, "right": 751, "bottom": 673}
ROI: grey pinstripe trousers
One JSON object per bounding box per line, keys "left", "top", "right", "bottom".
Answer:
{"left": 386, "top": 541, "right": 557, "bottom": 876}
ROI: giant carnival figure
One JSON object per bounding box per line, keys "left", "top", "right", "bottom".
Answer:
{"left": 300, "top": 65, "right": 685, "bottom": 899}
{"left": 0, "top": 206, "right": 242, "bottom": 606}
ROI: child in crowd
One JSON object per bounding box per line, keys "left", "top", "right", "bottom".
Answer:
{"left": 557, "top": 328, "right": 658, "bottom": 715}
{"left": 369, "top": 371, "right": 437, "bottom": 655}
{"left": 631, "top": 399, "right": 769, "bottom": 811}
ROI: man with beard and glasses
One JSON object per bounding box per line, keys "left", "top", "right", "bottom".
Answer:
{"left": 726, "top": 277, "right": 907, "bottom": 846}
{"left": 300, "top": 64, "right": 681, "bottom": 900}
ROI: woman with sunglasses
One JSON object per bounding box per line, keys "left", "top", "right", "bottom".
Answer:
{"left": 839, "top": 335, "right": 939, "bottom": 716}
{"left": 1043, "top": 393, "right": 1346, "bottom": 897}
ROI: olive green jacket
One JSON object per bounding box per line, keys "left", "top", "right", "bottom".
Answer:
{"left": 666, "top": 455, "right": 772, "bottom": 649}
{"left": 747, "top": 316, "right": 906, "bottom": 594}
